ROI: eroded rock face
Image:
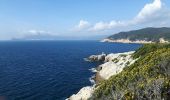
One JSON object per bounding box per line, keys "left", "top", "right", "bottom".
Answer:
{"left": 68, "top": 51, "right": 136, "bottom": 100}
{"left": 68, "top": 86, "right": 94, "bottom": 100}
{"left": 92, "top": 44, "right": 170, "bottom": 100}
{"left": 98, "top": 51, "right": 135, "bottom": 80}
{"left": 87, "top": 53, "right": 106, "bottom": 62}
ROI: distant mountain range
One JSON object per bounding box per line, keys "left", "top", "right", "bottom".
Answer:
{"left": 12, "top": 34, "right": 108, "bottom": 41}
{"left": 102, "top": 27, "right": 170, "bottom": 43}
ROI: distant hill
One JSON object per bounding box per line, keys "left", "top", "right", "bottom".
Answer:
{"left": 12, "top": 34, "right": 108, "bottom": 41}
{"left": 103, "top": 27, "right": 170, "bottom": 43}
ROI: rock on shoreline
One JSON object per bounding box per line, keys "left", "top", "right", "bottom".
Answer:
{"left": 85, "top": 52, "right": 106, "bottom": 62}
{"left": 67, "top": 51, "right": 136, "bottom": 100}
{"left": 67, "top": 86, "right": 94, "bottom": 100}
{"left": 98, "top": 51, "right": 135, "bottom": 80}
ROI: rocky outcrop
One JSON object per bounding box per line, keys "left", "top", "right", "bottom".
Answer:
{"left": 86, "top": 53, "right": 106, "bottom": 62}
{"left": 97, "top": 51, "right": 135, "bottom": 80}
{"left": 67, "top": 86, "right": 94, "bottom": 100}
{"left": 67, "top": 51, "right": 136, "bottom": 100}
{"left": 92, "top": 44, "right": 170, "bottom": 100}
{"left": 159, "top": 38, "right": 169, "bottom": 43}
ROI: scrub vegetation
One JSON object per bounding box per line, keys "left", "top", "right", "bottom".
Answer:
{"left": 91, "top": 43, "right": 170, "bottom": 100}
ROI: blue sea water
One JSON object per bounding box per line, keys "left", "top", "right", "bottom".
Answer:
{"left": 0, "top": 41, "right": 141, "bottom": 100}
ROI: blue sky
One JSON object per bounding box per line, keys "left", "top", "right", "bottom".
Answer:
{"left": 0, "top": 0, "right": 170, "bottom": 40}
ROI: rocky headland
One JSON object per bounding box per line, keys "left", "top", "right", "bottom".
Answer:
{"left": 101, "top": 38, "right": 169, "bottom": 44}
{"left": 68, "top": 43, "right": 170, "bottom": 100}
{"left": 68, "top": 27, "right": 170, "bottom": 100}
{"left": 67, "top": 51, "right": 136, "bottom": 100}
{"left": 103, "top": 27, "right": 170, "bottom": 44}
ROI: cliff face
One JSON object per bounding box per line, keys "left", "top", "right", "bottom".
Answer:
{"left": 91, "top": 44, "right": 170, "bottom": 100}
{"left": 104, "top": 27, "right": 170, "bottom": 43}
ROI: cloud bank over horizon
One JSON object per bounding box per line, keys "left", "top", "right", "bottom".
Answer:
{"left": 74, "top": 0, "right": 170, "bottom": 32}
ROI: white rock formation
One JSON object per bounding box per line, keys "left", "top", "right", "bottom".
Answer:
{"left": 68, "top": 86, "right": 94, "bottom": 100}
{"left": 159, "top": 38, "right": 169, "bottom": 43}
{"left": 101, "top": 38, "right": 169, "bottom": 44}
{"left": 68, "top": 51, "right": 137, "bottom": 100}
{"left": 98, "top": 51, "right": 135, "bottom": 79}
{"left": 101, "top": 38, "right": 154, "bottom": 44}
{"left": 86, "top": 52, "right": 106, "bottom": 62}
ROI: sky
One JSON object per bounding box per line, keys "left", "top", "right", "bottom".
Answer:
{"left": 0, "top": 0, "right": 170, "bottom": 40}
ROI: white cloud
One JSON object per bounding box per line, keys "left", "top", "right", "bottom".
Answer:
{"left": 92, "top": 21, "right": 125, "bottom": 31}
{"left": 133, "top": 0, "right": 162, "bottom": 24}
{"left": 74, "top": 0, "right": 170, "bottom": 32}
{"left": 16, "top": 30, "right": 53, "bottom": 38}
{"left": 28, "top": 30, "right": 48, "bottom": 35}
{"left": 74, "top": 20, "right": 91, "bottom": 31}
{"left": 137, "top": 0, "right": 161, "bottom": 18}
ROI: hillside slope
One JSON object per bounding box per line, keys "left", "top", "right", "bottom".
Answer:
{"left": 91, "top": 44, "right": 170, "bottom": 100}
{"left": 104, "top": 27, "right": 170, "bottom": 43}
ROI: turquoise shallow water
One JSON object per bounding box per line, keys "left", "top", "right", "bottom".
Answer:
{"left": 0, "top": 41, "right": 141, "bottom": 100}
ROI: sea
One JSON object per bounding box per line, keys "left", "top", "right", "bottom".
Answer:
{"left": 0, "top": 41, "right": 141, "bottom": 100}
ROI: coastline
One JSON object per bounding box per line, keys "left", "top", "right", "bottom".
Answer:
{"left": 67, "top": 51, "right": 136, "bottom": 100}
{"left": 101, "top": 38, "right": 169, "bottom": 44}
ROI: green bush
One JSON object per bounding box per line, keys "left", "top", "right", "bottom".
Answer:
{"left": 93, "top": 44, "right": 170, "bottom": 100}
